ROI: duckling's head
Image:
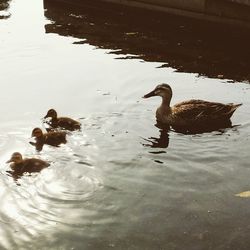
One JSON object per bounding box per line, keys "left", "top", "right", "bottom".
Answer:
{"left": 44, "top": 109, "right": 57, "bottom": 119}
{"left": 31, "top": 128, "right": 43, "bottom": 138}
{"left": 143, "top": 84, "right": 173, "bottom": 102}
{"left": 6, "top": 152, "right": 23, "bottom": 164}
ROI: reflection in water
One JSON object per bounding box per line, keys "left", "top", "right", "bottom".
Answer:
{"left": 142, "top": 127, "right": 170, "bottom": 150}
{"left": 44, "top": 0, "right": 250, "bottom": 82}
{"left": 0, "top": 0, "right": 10, "bottom": 19}
{"left": 6, "top": 169, "right": 42, "bottom": 184}
{"left": 141, "top": 121, "right": 234, "bottom": 155}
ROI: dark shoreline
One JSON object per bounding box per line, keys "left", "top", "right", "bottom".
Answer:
{"left": 44, "top": 0, "right": 250, "bottom": 28}
{"left": 44, "top": 0, "right": 250, "bottom": 82}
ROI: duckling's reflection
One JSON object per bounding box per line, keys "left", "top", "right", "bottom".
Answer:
{"left": 6, "top": 170, "right": 33, "bottom": 184}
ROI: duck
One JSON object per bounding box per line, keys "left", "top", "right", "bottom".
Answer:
{"left": 43, "top": 109, "right": 81, "bottom": 131}
{"left": 143, "top": 83, "right": 242, "bottom": 132}
{"left": 30, "top": 127, "right": 67, "bottom": 151}
{"left": 6, "top": 152, "right": 50, "bottom": 176}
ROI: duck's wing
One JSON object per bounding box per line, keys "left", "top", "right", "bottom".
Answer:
{"left": 44, "top": 132, "right": 67, "bottom": 145}
{"left": 173, "top": 100, "right": 241, "bottom": 121}
{"left": 58, "top": 117, "right": 81, "bottom": 130}
{"left": 24, "top": 159, "right": 50, "bottom": 172}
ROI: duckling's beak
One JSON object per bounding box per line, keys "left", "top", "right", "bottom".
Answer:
{"left": 6, "top": 158, "right": 13, "bottom": 163}
{"left": 44, "top": 114, "right": 49, "bottom": 119}
{"left": 143, "top": 90, "right": 156, "bottom": 98}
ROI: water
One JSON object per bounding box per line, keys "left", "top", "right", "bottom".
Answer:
{"left": 0, "top": 0, "right": 250, "bottom": 249}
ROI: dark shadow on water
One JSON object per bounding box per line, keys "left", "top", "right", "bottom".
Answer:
{"left": 142, "top": 128, "right": 170, "bottom": 150}
{"left": 142, "top": 120, "right": 237, "bottom": 151}
{"left": 6, "top": 168, "right": 43, "bottom": 185}
{"left": 170, "top": 120, "right": 236, "bottom": 135}
{"left": 44, "top": 0, "right": 250, "bottom": 82}
{"left": 142, "top": 124, "right": 170, "bottom": 154}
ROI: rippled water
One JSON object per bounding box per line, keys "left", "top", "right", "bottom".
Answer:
{"left": 0, "top": 0, "right": 250, "bottom": 249}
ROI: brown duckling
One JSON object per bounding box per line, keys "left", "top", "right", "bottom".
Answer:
{"left": 6, "top": 152, "right": 50, "bottom": 175}
{"left": 44, "top": 109, "right": 81, "bottom": 131}
{"left": 143, "top": 83, "right": 242, "bottom": 132}
{"left": 30, "top": 127, "right": 67, "bottom": 151}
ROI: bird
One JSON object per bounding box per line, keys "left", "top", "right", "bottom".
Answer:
{"left": 143, "top": 83, "right": 242, "bottom": 133}
{"left": 6, "top": 152, "right": 50, "bottom": 178}
{"left": 30, "top": 127, "right": 67, "bottom": 151}
{"left": 43, "top": 109, "right": 81, "bottom": 131}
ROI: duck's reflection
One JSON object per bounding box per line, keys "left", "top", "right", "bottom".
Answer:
{"left": 142, "top": 120, "right": 237, "bottom": 152}
{"left": 142, "top": 126, "right": 170, "bottom": 150}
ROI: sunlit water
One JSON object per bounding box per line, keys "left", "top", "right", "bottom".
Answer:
{"left": 0, "top": 0, "right": 250, "bottom": 249}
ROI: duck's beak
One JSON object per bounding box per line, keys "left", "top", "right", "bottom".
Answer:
{"left": 143, "top": 90, "right": 156, "bottom": 98}
{"left": 44, "top": 114, "right": 48, "bottom": 119}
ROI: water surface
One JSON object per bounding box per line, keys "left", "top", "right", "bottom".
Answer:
{"left": 0, "top": 0, "right": 250, "bottom": 249}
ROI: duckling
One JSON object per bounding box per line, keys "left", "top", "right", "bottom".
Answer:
{"left": 43, "top": 109, "right": 81, "bottom": 131}
{"left": 143, "top": 83, "right": 242, "bottom": 132}
{"left": 30, "top": 127, "right": 67, "bottom": 151}
{"left": 6, "top": 152, "right": 50, "bottom": 175}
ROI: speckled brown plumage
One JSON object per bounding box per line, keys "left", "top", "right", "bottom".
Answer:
{"left": 44, "top": 109, "right": 81, "bottom": 131}
{"left": 144, "top": 83, "right": 242, "bottom": 132}
{"left": 30, "top": 127, "right": 67, "bottom": 151}
{"left": 6, "top": 152, "right": 50, "bottom": 179}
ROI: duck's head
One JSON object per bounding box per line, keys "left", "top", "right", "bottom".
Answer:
{"left": 44, "top": 109, "right": 57, "bottom": 119}
{"left": 143, "top": 84, "right": 173, "bottom": 100}
{"left": 7, "top": 152, "right": 23, "bottom": 164}
{"left": 31, "top": 128, "right": 43, "bottom": 138}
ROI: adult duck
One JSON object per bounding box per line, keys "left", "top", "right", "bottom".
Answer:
{"left": 30, "top": 127, "right": 67, "bottom": 151}
{"left": 44, "top": 109, "right": 81, "bottom": 131}
{"left": 143, "top": 83, "right": 242, "bottom": 132}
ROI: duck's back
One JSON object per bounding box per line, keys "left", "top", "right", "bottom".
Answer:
{"left": 11, "top": 159, "right": 49, "bottom": 174}
{"left": 44, "top": 131, "right": 67, "bottom": 145}
{"left": 22, "top": 158, "right": 49, "bottom": 172}
{"left": 57, "top": 117, "right": 81, "bottom": 131}
{"left": 172, "top": 99, "right": 241, "bottom": 125}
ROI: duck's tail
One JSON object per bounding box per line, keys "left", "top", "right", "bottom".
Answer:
{"left": 227, "top": 103, "right": 242, "bottom": 118}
